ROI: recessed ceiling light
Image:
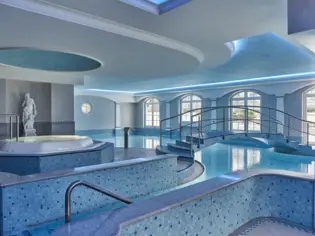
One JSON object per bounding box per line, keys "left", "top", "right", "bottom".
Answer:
{"left": 120, "top": 0, "right": 191, "bottom": 15}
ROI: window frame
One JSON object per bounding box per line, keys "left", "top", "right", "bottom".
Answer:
{"left": 144, "top": 98, "right": 160, "bottom": 127}
{"left": 230, "top": 91, "right": 261, "bottom": 132}
{"left": 180, "top": 95, "right": 202, "bottom": 124}
{"left": 81, "top": 102, "right": 92, "bottom": 114}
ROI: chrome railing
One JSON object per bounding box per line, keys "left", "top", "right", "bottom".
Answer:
{"left": 65, "top": 180, "right": 133, "bottom": 223}
{"left": 159, "top": 106, "right": 315, "bottom": 156}
{"left": 0, "top": 114, "right": 19, "bottom": 141}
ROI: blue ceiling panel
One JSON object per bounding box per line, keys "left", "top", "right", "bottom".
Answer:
{"left": 120, "top": 0, "right": 191, "bottom": 14}
{"left": 0, "top": 48, "right": 101, "bottom": 72}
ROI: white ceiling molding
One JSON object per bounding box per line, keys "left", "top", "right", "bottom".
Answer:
{"left": 74, "top": 88, "right": 136, "bottom": 103}
{"left": 0, "top": 65, "right": 85, "bottom": 85}
{"left": 0, "top": 0, "right": 204, "bottom": 63}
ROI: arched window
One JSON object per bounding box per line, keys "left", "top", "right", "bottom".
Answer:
{"left": 180, "top": 95, "right": 202, "bottom": 122}
{"left": 305, "top": 88, "right": 315, "bottom": 143}
{"left": 145, "top": 98, "right": 160, "bottom": 127}
{"left": 231, "top": 91, "right": 261, "bottom": 131}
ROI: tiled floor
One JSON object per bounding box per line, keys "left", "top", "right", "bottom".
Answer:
{"left": 232, "top": 218, "right": 315, "bottom": 236}
{"left": 114, "top": 147, "right": 157, "bottom": 161}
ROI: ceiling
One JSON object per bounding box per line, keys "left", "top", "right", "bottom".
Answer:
{"left": 0, "top": 0, "right": 314, "bottom": 94}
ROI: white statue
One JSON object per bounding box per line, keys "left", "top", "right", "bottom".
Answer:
{"left": 22, "top": 93, "right": 37, "bottom": 136}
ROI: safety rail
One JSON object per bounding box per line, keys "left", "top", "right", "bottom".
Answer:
{"left": 0, "top": 114, "right": 19, "bottom": 141}
{"left": 159, "top": 106, "right": 315, "bottom": 157}
{"left": 65, "top": 180, "right": 133, "bottom": 223}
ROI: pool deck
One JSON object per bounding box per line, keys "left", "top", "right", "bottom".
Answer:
{"left": 114, "top": 147, "right": 157, "bottom": 161}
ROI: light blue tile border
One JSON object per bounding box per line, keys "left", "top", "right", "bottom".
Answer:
{"left": 52, "top": 169, "right": 315, "bottom": 236}
{"left": 0, "top": 155, "right": 178, "bottom": 235}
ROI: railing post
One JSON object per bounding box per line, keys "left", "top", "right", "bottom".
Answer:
{"left": 268, "top": 108, "right": 271, "bottom": 136}
{"left": 245, "top": 107, "right": 248, "bottom": 135}
{"left": 190, "top": 113, "right": 193, "bottom": 158}
{"left": 200, "top": 111, "right": 203, "bottom": 135}
{"left": 179, "top": 114, "right": 182, "bottom": 140}
{"left": 307, "top": 123, "right": 310, "bottom": 146}
{"left": 16, "top": 116, "right": 19, "bottom": 142}
{"left": 287, "top": 116, "right": 290, "bottom": 142}
{"left": 9, "top": 116, "right": 13, "bottom": 139}
{"left": 223, "top": 107, "right": 226, "bottom": 132}
{"left": 198, "top": 115, "right": 201, "bottom": 149}
{"left": 160, "top": 120, "right": 162, "bottom": 148}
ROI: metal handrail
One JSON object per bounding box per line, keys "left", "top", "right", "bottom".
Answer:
{"left": 160, "top": 118, "right": 283, "bottom": 135}
{"left": 199, "top": 118, "right": 284, "bottom": 131}
{"left": 65, "top": 180, "right": 133, "bottom": 223}
{"left": 161, "top": 105, "right": 315, "bottom": 125}
{"left": 160, "top": 106, "right": 284, "bottom": 135}
{"left": 160, "top": 105, "right": 315, "bottom": 152}
{"left": 0, "top": 114, "right": 19, "bottom": 141}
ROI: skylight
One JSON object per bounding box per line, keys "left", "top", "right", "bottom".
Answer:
{"left": 120, "top": 0, "right": 191, "bottom": 15}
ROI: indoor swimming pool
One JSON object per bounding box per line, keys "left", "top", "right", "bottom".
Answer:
{"left": 88, "top": 133, "right": 175, "bottom": 149}
{"left": 23, "top": 134, "right": 315, "bottom": 235}
{"left": 88, "top": 133, "right": 315, "bottom": 178}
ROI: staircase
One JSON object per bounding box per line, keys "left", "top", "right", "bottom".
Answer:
{"left": 157, "top": 106, "right": 315, "bottom": 158}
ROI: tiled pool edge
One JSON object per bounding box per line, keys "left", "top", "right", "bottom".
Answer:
{"left": 0, "top": 155, "right": 179, "bottom": 235}
{"left": 52, "top": 169, "right": 315, "bottom": 236}
{"left": 0, "top": 142, "right": 115, "bottom": 175}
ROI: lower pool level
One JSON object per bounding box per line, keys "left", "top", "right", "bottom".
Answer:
{"left": 24, "top": 133, "right": 315, "bottom": 235}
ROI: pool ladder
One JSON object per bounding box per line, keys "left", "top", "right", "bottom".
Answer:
{"left": 65, "top": 180, "right": 133, "bottom": 223}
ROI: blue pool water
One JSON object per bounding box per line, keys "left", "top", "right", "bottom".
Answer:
{"left": 88, "top": 133, "right": 174, "bottom": 149}
{"left": 196, "top": 143, "right": 315, "bottom": 183}
{"left": 90, "top": 134, "right": 315, "bottom": 178}
{"left": 25, "top": 134, "right": 315, "bottom": 235}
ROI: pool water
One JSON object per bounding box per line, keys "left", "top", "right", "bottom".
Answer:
{"left": 90, "top": 134, "right": 315, "bottom": 178}
{"left": 89, "top": 134, "right": 174, "bottom": 149}
{"left": 195, "top": 143, "right": 315, "bottom": 183}
{"left": 25, "top": 134, "right": 315, "bottom": 235}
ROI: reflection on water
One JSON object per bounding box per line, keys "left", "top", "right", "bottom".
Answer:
{"left": 88, "top": 134, "right": 174, "bottom": 149}
{"left": 199, "top": 143, "right": 315, "bottom": 179}
{"left": 87, "top": 133, "right": 315, "bottom": 177}
{"left": 231, "top": 148, "right": 261, "bottom": 171}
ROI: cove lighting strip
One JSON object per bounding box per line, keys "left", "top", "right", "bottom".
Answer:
{"left": 86, "top": 71, "right": 315, "bottom": 95}
{"left": 120, "top": 0, "right": 191, "bottom": 15}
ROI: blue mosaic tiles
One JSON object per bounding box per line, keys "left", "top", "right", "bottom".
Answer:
{"left": 119, "top": 175, "right": 314, "bottom": 236}
{"left": 230, "top": 217, "right": 315, "bottom": 236}
{"left": 0, "top": 143, "right": 114, "bottom": 175}
{"left": 0, "top": 156, "right": 178, "bottom": 235}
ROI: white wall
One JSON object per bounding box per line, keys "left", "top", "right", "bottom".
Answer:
{"left": 74, "top": 95, "right": 138, "bottom": 131}
{"left": 76, "top": 79, "right": 315, "bottom": 140}
{"left": 51, "top": 84, "right": 74, "bottom": 122}
{"left": 75, "top": 95, "right": 115, "bottom": 131}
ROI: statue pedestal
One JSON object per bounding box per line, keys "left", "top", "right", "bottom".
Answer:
{"left": 24, "top": 129, "right": 37, "bottom": 137}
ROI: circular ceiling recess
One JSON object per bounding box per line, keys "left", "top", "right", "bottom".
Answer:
{"left": 0, "top": 48, "right": 101, "bottom": 72}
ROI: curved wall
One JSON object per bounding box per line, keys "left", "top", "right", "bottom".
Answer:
{"left": 119, "top": 174, "right": 313, "bottom": 236}
{"left": 75, "top": 95, "right": 115, "bottom": 131}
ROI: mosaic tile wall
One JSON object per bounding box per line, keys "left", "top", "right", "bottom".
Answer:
{"left": 0, "top": 143, "right": 114, "bottom": 175}
{"left": 120, "top": 175, "right": 314, "bottom": 236}
{"left": 1, "top": 156, "right": 178, "bottom": 235}
{"left": 39, "top": 143, "right": 115, "bottom": 173}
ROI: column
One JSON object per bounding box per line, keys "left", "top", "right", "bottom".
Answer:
{"left": 166, "top": 101, "right": 171, "bottom": 128}
{"left": 211, "top": 100, "right": 217, "bottom": 131}
{"left": 115, "top": 103, "right": 121, "bottom": 128}
{"left": 276, "top": 96, "right": 284, "bottom": 134}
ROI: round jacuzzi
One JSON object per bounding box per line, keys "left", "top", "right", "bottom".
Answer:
{"left": 0, "top": 135, "right": 94, "bottom": 154}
